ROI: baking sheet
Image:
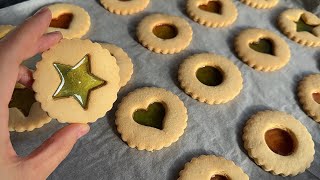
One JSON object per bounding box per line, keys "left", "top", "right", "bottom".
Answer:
{"left": 1, "top": 0, "right": 320, "bottom": 179}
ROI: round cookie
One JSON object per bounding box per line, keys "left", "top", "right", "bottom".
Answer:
{"left": 100, "top": 43, "right": 133, "bottom": 87}
{"left": 186, "top": 0, "right": 238, "bottom": 28}
{"left": 47, "top": 3, "right": 91, "bottom": 39}
{"left": 0, "top": 25, "right": 15, "bottom": 39}
{"left": 9, "top": 83, "right": 51, "bottom": 132}
{"left": 33, "top": 39, "right": 120, "bottom": 123}
{"left": 240, "top": 0, "right": 279, "bottom": 9}
{"left": 178, "top": 53, "right": 243, "bottom": 104}
{"left": 278, "top": 9, "right": 320, "bottom": 47}
{"left": 234, "top": 28, "right": 290, "bottom": 71}
{"left": 100, "top": 0, "right": 150, "bottom": 15}
{"left": 298, "top": 74, "right": 320, "bottom": 123}
{"left": 243, "top": 111, "right": 314, "bottom": 176}
{"left": 137, "top": 14, "right": 193, "bottom": 54}
{"left": 178, "top": 155, "right": 249, "bottom": 180}
{"left": 115, "top": 87, "right": 187, "bottom": 151}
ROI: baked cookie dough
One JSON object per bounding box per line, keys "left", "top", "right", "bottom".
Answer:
{"left": 115, "top": 87, "right": 187, "bottom": 151}
{"left": 240, "top": 0, "right": 279, "bottom": 9}
{"left": 0, "top": 25, "right": 14, "bottom": 39}
{"left": 186, "top": 0, "right": 238, "bottom": 27}
{"left": 100, "top": 43, "right": 133, "bottom": 87}
{"left": 243, "top": 111, "right": 314, "bottom": 176}
{"left": 33, "top": 39, "right": 120, "bottom": 123}
{"left": 278, "top": 9, "right": 320, "bottom": 47}
{"left": 9, "top": 83, "right": 51, "bottom": 132}
{"left": 178, "top": 155, "right": 249, "bottom": 180}
{"left": 178, "top": 53, "right": 243, "bottom": 104}
{"left": 234, "top": 28, "right": 290, "bottom": 71}
{"left": 100, "top": 0, "right": 150, "bottom": 15}
{"left": 298, "top": 74, "right": 320, "bottom": 123}
{"left": 47, "top": 3, "right": 90, "bottom": 39}
{"left": 137, "top": 14, "right": 193, "bottom": 54}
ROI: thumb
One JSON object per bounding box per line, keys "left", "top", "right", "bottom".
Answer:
{"left": 23, "top": 124, "right": 90, "bottom": 179}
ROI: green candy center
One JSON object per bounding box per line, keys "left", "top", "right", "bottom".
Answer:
{"left": 295, "top": 17, "right": 317, "bottom": 35}
{"left": 199, "top": 1, "right": 222, "bottom": 14}
{"left": 133, "top": 102, "right": 166, "bottom": 130}
{"left": 249, "top": 39, "right": 274, "bottom": 55}
{"left": 153, "top": 24, "right": 178, "bottom": 39}
{"left": 196, "top": 66, "right": 224, "bottom": 86}
{"left": 9, "top": 88, "right": 36, "bottom": 116}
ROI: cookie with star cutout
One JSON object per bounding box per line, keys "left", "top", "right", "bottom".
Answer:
{"left": 33, "top": 39, "right": 120, "bottom": 123}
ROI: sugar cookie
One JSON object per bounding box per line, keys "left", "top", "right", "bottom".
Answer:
{"left": 178, "top": 155, "right": 249, "bottom": 180}
{"left": 115, "top": 87, "right": 187, "bottom": 151}
{"left": 298, "top": 74, "right": 320, "bottom": 123}
{"left": 186, "top": 0, "right": 238, "bottom": 27}
{"left": 178, "top": 53, "right": 242, "bottom": 104}
{"left": 100, "top": 0, "right": 150, "bottom": 15}
{"left": 278, "top": 9, "right": 320, "bottom": 47}
{"left": 137, "top": 14, "right": 193, "bottom": 54}
{"left": 0, "top": 25, "right": 14, "bottom": 38}
{"left": 47, "top": 3, "right": 90, "bottom": 39}
{"left": 9, "top": 83, "right": 51, "bottom": 132}
{"left": 100, "top": 43, "right": 133, "bottom": 87}
{"left": 234, "top": 28, "right": 290, "bottom": 71}
{"left": 243, "top": 111, "right": 314, "bottom": 176}
{"left": 240, "top": 0, "right": 278, "bottom": 9}
{"left": 33, "top": 39, "right": 120, "bottom": 123}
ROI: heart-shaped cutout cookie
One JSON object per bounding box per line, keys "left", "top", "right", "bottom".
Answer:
{"left": 295, "top": 16, "right": 318, "bottom": 35}
{"left": 9, "top": 88, "right": 36, "bottom": 116}
{"left": 312, "top": 92, "right": 320, "bottom": 104}
{"left": 50, "top": 13, "right": 74, "bottom": 29}
{"left": 249, "top": 38, "right": 274, "bottom": 55}
{"left": 198, "top": 1, "right": 222, "bottom": 14}
{"left": 133, "top": 102, "right": 165, "bottom": 130}
{"left": 196, "top": 66, "right": 224, "bottom": 86}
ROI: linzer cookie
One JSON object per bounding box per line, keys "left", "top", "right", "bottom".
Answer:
{"left": 100, "top": 0, "right": 150, "bottom": 15}
{"left": 240, "top": 0, "right": 279, "bottom": 9}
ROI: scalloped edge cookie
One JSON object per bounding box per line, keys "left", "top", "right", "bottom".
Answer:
{"left": 186, "top": 0, "right": 238, "bottom": 27}
{"left": 298, "top": 74, "right": 320, "bottom": 122}
{"left": 178, "top": 155, "right": 249, "bottom": 180}
{"left": 240, "top": 0, "right": 279, "bottom": 9}
{"left": 33, "top": 39, "right": 120, "bottom": 123}
{"left": 100, "top": 0, "right": 150, "bottom": 15}
{"left": 278, "top": 9, "right": 320, "bottom": 47}
{"left": 137, "top": 14, "right": 193, "bottom": 54}
{"left": 234, "top": 28, "right": 291, "bottom": 71}
{"left": 243, "top": 111, "right": 314, "bottom": 176}
{"left": 178, "top": 53, "right": 243, "bottom": 104}
{"left": 115, "top": 87, "right": 188, "bottom": 151}
{"left": 0, "top": 25, "right": 15, "bottom": 39}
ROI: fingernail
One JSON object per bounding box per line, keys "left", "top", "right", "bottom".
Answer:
{"left": 34, "top": 7, "right": 49, "bottom": 16}
{"left": 77, "top": 124, "right": 90, "bottom": 139}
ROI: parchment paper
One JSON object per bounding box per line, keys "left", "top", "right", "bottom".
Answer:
{"left": 1, "top": 0, "right": 320, "bottom": 179}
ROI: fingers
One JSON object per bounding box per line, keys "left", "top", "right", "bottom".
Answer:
{"left": 24, "top": 124, "right": 89, "bottom": 179}
{"left": 37, "top": 31, "right": 62, "bottom": 53}
{"left": 17, "top": 66, "right": 33, "bottom": 88}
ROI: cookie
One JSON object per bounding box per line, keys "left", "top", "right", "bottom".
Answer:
{"left": 0, "top": 25, "right": 14, "bottom": 39}
{"left": 240, "top": 0, "right": 279, "bottom": 9}
{"left": 100, "top": 0, "right": 150, "bottom": 15}
{"left": 234, "top": 28, "right": 290, "bottom": 71}
{"left": 115, "top": 87, "right": 187, "bottom": 151}
{"left": 298, "top": 74, "right": 320, "bottom": 123}
{"left": 178, "top": 155, "right": 249, "bottom": 180}
{"left": 33, "top": 39, "right": 120, "bottom": 123}
{"left": 243, "top": 111, "right": 314, "bottom": 176}
{"left": 178, "top": 53, "right": 243, "bottom": 104}
{"left": 9, "top": 83, "right": 51, "bottom": 132}
{"left": 100, "top": 43, "right": 133, "bottom": 87}
{"left": 137, "top": 14, "right": 193, "bottom": 54}
{"left": 47, "top": 3, "right": 90, "bottom": 39}
{"left": 186, "top": 0, "right": 238, "bottom": 27}
{"left": 278, "top": 9, "right": 320, "bottom": 47}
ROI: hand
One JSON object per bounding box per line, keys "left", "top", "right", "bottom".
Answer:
{"left": 0, "top": 8, "right": 90, "bottom": 180}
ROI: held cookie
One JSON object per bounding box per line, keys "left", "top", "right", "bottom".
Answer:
{"left": 47, "top": 3, "right": 91, "bottom": 39}
{"left": 115, "top": 87, "right": 187, "bottom": 151}
{"left": 100, "top": 0, "right": 150, "bottom": 15}
{"left": 178, "top": 155, "right": 249, "bottom": 180}
{"left": 234, "top": 28, "right": 290, "bottom": 71}
{"left": 137, "top": 14, "right": 193, "bottom": 54}
{"left": 298, "top": 74, "right": 320, "bottom": 122}
{"left": 278, "top": 9, "right": 320, "bottom": 47}
{"left": 33, "top": 39, "right": 120, "bottom": 123}
{"left": 240, "top": 0, "right": 279, "bottom": 9}
{"left": 0, "top": 25, "right": 14, "bottom": 38}
{"left": 9, "top": 83, "right": 52, "bottom": 132}
{"left": 243, "top": 111, "right": 314, "bottom": 176}
{"left": 186, "top": 0, "right": 238, "bottom": 28}
{"left": 178, "top": 53, "right": 243, "bottom": 104}
{"left": 100, "top": 43, "right": 133, "bottom": 87}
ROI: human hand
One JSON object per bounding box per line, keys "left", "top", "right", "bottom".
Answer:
{"left": 0, "top": 8, "right": 90, "bottom": 180}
